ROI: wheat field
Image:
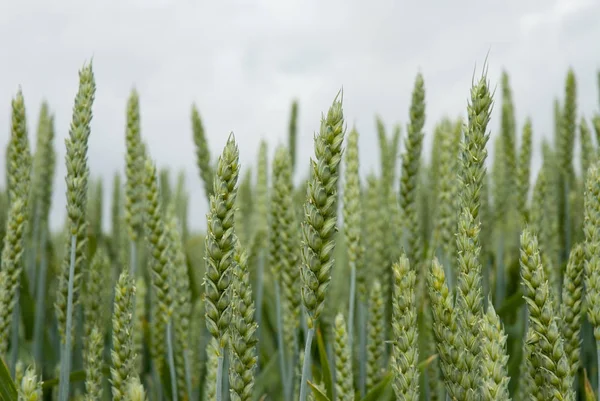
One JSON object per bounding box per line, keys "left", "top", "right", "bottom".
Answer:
{"left": 0, "top": 60, "right": 599, "bottom": 401}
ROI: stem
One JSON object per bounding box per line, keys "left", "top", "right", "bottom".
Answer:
{"left": 130, "top": 240, "right": 137, "bottom": 277}
{"left": 495, "top": 234, "right": 505, "bottom": 308}
{"left": 223, "top": 348, "right": 230, "bottom": 401}
{"left": 423, "top": 362, "right": 431, "bottom": 401}
{"left": 216, "top": 349, "right": 224, "bottom": 401}
{"left": 298, "top": 327, "right": 315, "bottom": 401}
{"left": 327, "top": 339, "right": 335, "bottom": 400}
{"left": 167, "top": 320, "right": 178, "bottom": 401}
{"left": 152, "top": 364, "right": 163, "bottom": 401}
{"left": 9, "top": 288, "right": 20, "bottom": 377}
{"left": 348, "top": 262, "right": 356, "bottom": 349}
{"left": 596, "top": 339, "right": 600, "bottom": 399}
{"left": 286, "top": 329, "right": 299, "bottom": 400}
{"left": 254, "top": 249, "right": 264, "bottom": 368}
{"left": 183, "top": 349, "right": 193, "bottom": 401}
{"left": 29, "top": 204, "right": 41, "bottom": 294}
{"left": 564, "top": 180, "right": 571, "bottom": 267}
{"left": 58, "top": 234, "right": 77, "bottom": 401}
{"left": 33, "top": 228, "right": 48, "bottom": 364}
{"left": 274, "top": 280, "right": 288, "bottom": 399}
{"left": 358, "top": 300, "right": 367, "bottom": 398}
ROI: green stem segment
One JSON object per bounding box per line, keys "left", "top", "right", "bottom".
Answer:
{"left": 29, "top": 205, "right": 41, "bottom": 292}
{"left": 130, "top": 240, "right": 137, "bottom": 277}
{"left": 183, "top": 350, "right": 193, "bottom": 401}
{"left": 564, "top": 181, "right": 571, "bottom": 266}
{"left": 348, "top": 263, "right": 356, "bottom": 349}
{"left": 167, "top": 320, "right": 178, "bottom": 401}
{"left": 495, "top": 235, "right": 505, "bottom": 307}
{"left": 33, "top": 229, "right": 48, "bottom": 364}
{"left": 58, "top": 235, "right": 77, "bottom": 401}
{"left": 216, "top": 352, "right": 224, "bottom": 401}
{"left": 597, "top": 340, "right": 600, "bottom": 399}
{"left": 274, "top": 280, "right": 289, "bottom": 399}
{"left": 10, "top": 289, "right": 20, "bottom": 377}
{"left": 255, "top": 249, "right": 265, "bottom": 368}
{"left": 358, "top": 301, "right": 367, "bottom": 397}
{"left": 299, "top": 327, "right": 315, "bottom": 401}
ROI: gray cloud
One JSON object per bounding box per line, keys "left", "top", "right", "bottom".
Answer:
{"left": 0, "top": 0, "right": 598, "bottom": 232}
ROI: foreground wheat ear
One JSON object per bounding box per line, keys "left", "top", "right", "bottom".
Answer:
{"left": 203, "top": 132, "right": 240, "bottom": 401}
{"left": 54, "top": 61, "right": 96, "bottom": 401}
{"left": 143, "top": 157, "right": 172, "bottom": 374}
{"left": 584, "top": 162, "right": 600, "bottom": 391}
{"left": 520, "top": 228, "right": 573, "bottom": 401}
{"left": 300, "top": 91, "right": 345, "bottom": 328}
{"left": 124, "top": 88, "right": 144, "bottom": 277}
{"left": 392, "top": 255, "right": 419, "bottom": 401}
{"left": 299, "top": 90, "right": 345, "bottom": 401}
{"left": 229, "top": 243, "right": 258, "bottom": 401}
{"left": 0, "top": 88, "right": 32, "bottom": 366}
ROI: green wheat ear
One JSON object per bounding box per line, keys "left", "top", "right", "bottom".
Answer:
{"left": 453, "top": 65, "right": 493, "bottom": 401}
{"left": 289, "top": 100, "right": 299, "bottom": 171}
{"left": 300, "top": 91, "right": 345, "bottom": 328}
{"left": 520, "top": 228, "right": 573, "bottom": 401}
{"left": 204, "top": 133, "right": 240, "bottom": 349}
{"left": 517, "top": 118, "right": 533, "bottom": 224}
{"left": 584, "top": 162, "right": 600, "bottom": 337}
{"left": 143, "top": 157, "right": 173, "bottom": 372}
{"left": 427, "top": 257, "right": 461, "bottom": 400}
{"left": 0, "top": 88, "right": 33, "bottom": 359}
{"left": 333, "top": 313, "right": 354, "bottom": 401}
{"left": 366, "top": 280, "right": 385, "bottom": 392}
{"left": 560, "top": 243, "right": 585, "bottom": 377}
{"left": 254, "top": 140, "right": 269, "bottom": 251}
{"left": 55, "top": 61, "right": 96, "bottom": 343}
{"left": 7, "top": 88, "right": 32, "bottom": 204}
{"left": 391, "top": 255, "right": 419, "bottom": 401}
{"left": 83, "top": 247, "right": 110, "bottom": 345}
{"left": 124, "top": 88, "right": 144, "bottom": 243}
{"left": 84, "top": 326, "right": 104, "bottom": 401}
{"left": 343, "top": 128, "right": 362, "bottom": 274}
{"left": 110, "top": 271, "right": 138, "bottom": 401}
{"left": 399, "top": 73, "right": 426, "bottom": 271}
{"left": 343, "top": 127, "right": 362, "bottom": 347}
{"left": 166, "top": 205, "right": 192, "bottom": 400}
{"left": 479, "top": 300, "right": 510, "bottom": 401}
{"left": 192, "top": 104, "right": 214, "bottom": 202}
{"left": 0, "top": 198, "right": 26, "bottom": 356}
{"left": 271, "top": 145, "right": 301, "bottom": 348}
{"left": 229, "top": 244, "right": 258, "bottom": 401}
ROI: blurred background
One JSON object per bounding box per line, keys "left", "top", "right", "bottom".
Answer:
{"left": 0, "top": 0, "right": 599, "bottom": 232}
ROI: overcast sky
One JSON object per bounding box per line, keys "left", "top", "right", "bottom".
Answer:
{"left": 0, "top": 0, "right": 599, "bottom": 232}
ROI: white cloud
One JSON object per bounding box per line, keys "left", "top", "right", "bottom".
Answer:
{"left": 520, "top": 0, "right": 596, "bottom": 34}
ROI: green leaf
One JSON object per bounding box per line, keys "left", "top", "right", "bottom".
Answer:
{"left": 584, "top": 369, "right": 596, "bottom": 401}
{"left": 316, "top": 327, "right": 334, "bottom": 401}
{"left": 417, "top": 354, "right": 437, "bottom": 372}
{"left": 497, "top": 289, "right": 524, "bottom": 319}
{"left": 0, "top": 358, "right": 18, "bottom": 401}
{"left": 360, "top": 372, "right": 393, "bottom": 401}
{"left": 41, "top": 367, "right": 108, "bottom": 390}
{"left": 254, "top": 353, "right": 279, "bottom": 399}
{"left": 19, "top": 269, "right": 35, "bottom": 340}
{"left": 307, "top": 381, "right": 331, "bottom": 401}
